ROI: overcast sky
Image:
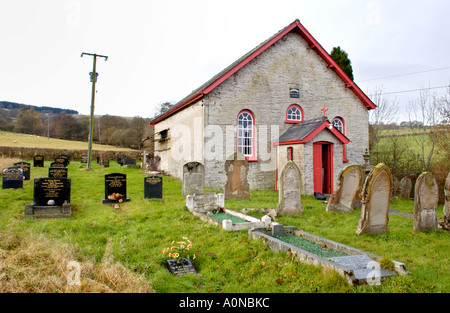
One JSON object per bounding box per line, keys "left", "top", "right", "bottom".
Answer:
{"left": 1, "top": 0, "right": 449, "bottom": 121}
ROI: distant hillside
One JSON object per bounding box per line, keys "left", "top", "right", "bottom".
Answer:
{"left": 0, "top": 101, "right": 78, "bottom": 115}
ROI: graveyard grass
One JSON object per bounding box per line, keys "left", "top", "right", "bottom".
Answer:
{"left": 0, "top": 159, "right": 448, "bottom": 293}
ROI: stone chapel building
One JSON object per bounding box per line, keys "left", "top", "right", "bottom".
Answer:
{"left": 149, "top": 19, "right": 376, "bottom": 195}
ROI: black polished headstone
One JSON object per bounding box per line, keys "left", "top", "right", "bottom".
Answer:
{"left": 49, "top": 167, "right": 68, "bottom": 178}
{"left": 103, "top": 173, "right": 130, "bottom": 203}
{"left": 54, "top": 157, "right": 68, "bottom": 167}
{"left": 166, "top": 259, "right": 197, "bottom": 277}
{"left": 123, "top": 158, "right": 136, "bottom": 166}
{"left": 14, "top": 162, "right": 30, "bottom": 180}
{"left": 50, "top": 162, "right": 66, "bottom": 168}
{"left": 101, "top": 158, "right": 110, "bottom": 167}
{"left": 117, "top": 155, "right": 125, "bottom": 166}
{"left": 33, "top": 177, "right": 71, "bottom": 206}
{"left": 33, "top": 155, "right": 44, "bottom": 167}
{"left": 144, "top": 176, "right": 163, "bottom": 199}
{"left": 58, "top": 154, "right": 70, "bottom": 165}
{"left": 2, "top": 167, "right": 23, "bottom": 189}
{"left": 80, "top": 155, "right": 88, "bottom": 163}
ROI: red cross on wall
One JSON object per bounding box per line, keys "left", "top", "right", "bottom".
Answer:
{"left": 321, "top": 105, "right": 328, "bottom": 117}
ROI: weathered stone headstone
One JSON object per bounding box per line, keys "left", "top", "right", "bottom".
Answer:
{"left": 49, "top": 167, "right": 68, "bottom": 178}
{"left": 50, "top": 161, "right": 66, "bottom": 168}
{"left": 413, "top": 172, "right": 438, "bottom": 232}
{"left": 24, "top": 177, "right": 71, "bottom": 219}
{"left": 2, "top": 167, "right": 23, "bottom": 189}
{"left": 399, "top": 176, "right": 412, "bottom": 199}
{"left": 277, "top": 161, "right": 303, "bottom": 215}
{"left": 182, "top": 162, "right": 204, "bottom": 196}
{"left": 444, "top": 172, "right": 450, "bottom": 225}
{"left": 392, "top": 176, "right": 399, "bottom": 197}
{"left": 186, "top": 193, "right": 224, "bottom": 213}
{"left": 356, "top": 163, "right": 392, "bottom": 235}
{"left": 33, "top": 155, "right": 44, "bottom": 167}
{"left": 13, "top": 162, "right": 30, "bottom": 180}
{"left": 144, "top": 176, "right": 163, "bottom": 199}
{"left": 102, "top": 173, "right": 130, "bottom": 204}
{"left": 224, "top": 152, "right": 249, "bottom": 199}
{"left": 326, "top": 164, "right": 364, "bottom": 213}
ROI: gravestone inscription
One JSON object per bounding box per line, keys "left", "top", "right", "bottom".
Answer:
{"left": 117, "top": 154, "right": 125, "bottom": 166}
{"left": 102, "top": 173, "right": 130, "bottom": 203}
{"left": 80, "top": 154, "right": 88, "bottom": 163}
{"left": 144, "top": 176, "right": 163, "bottom": 199}
{"left": 14, "top": 162, "right": 30, "bottom": 180}
{"left": 33, "top": 155, "right": 44, "bottom": 167}
{"left": 50, "top": 161, "right": 66, "bottom": 168}
{"left": 49, "top": 167, "right": 68, "bottom": 178}
{"left": 55, "top": 157, "right": 68, "bottom": 167}
{"left": 33, "top": 177, "right": 71, "bottom": 206}
{"left": 2, "top": 167, "right": 23, "bottom": 189}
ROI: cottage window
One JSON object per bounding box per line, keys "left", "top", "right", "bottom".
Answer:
{"left": 285, "top": 104, "right": 303, "bottom": 123}
{"left": 237, "top": 110, "right": 256, "bottom": 159}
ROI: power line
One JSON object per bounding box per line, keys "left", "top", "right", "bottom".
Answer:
{"left": 359, "top": 66, "right": 450, "bottom": 82}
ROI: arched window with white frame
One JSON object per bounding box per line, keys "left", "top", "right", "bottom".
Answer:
{"left": 332, "top": 117, "right": 345, "bottom": 134}
{"left": 237, "top": 110, "right": 255, "bottom": 158}
{"left": 285, "top": 104, "right": 303, "bottom": 123}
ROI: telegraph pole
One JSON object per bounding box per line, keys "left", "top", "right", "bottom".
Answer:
{"left": 81, "top": 52, "right": 108, "bottom": 169}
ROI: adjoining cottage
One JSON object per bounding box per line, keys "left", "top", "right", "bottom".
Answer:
{"left": 149, "top": 19, "right": 376, "bottom": 195}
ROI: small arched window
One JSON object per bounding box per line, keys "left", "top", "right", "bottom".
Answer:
{"left": 332, "top": 117, "right": 345, "bottom": 134}
{"left": 237, "top": 110, "right": 255, "bottom": 158}
{"left": 285, "top": 104, "right": 303, "bottom": 123}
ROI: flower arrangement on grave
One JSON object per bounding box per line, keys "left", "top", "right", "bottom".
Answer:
{"left": 107, "top": 193, "right": 124, "bottom": 203}
{"left": 163, "top": 237, "right": 196, "bottom": 265}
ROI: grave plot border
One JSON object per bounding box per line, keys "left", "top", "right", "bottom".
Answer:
{"left": 186, "top": 200, "right": 270, "bottom": 231}
{"left": 248, "top": 225, "right": 409, "bottom": 286}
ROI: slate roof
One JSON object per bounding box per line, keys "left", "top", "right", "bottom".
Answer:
{"left": 276, "top": 116, "right": 350, "bottom": 144}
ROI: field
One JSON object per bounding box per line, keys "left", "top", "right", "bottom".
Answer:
{"left": 0, "top": 131, "right": 135, "bottom": 151}
{"left": 0, "top": 158, "right": 448, "bottom": 294}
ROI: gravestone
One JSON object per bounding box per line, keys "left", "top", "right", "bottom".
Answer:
{"left": 277, "top": 161, "right": 303, "bottom": 215}
{"left": 399, "top": 176, "right": 412, "bottom": 199}
{"left": 182, "top": 162, "right": 205, "bottom": 196}
{"left": 444, "top": 172, "right": 450, "bottom": 225}
{"left": 58, "top": 154, "right": 70, "bottom": 165}
{"left": 80, "top": 154, "right": 88, "bottom": 163}
{"left": 392, "top": 176, "right": 399, "bottom": 197}
{"left": 144, "top": 176, "right": 163, "bottom": 199}
{"left": 186, "top": 193, "right": 224, "bottom": 213}
{"left": 13, "top": 162, "right": 30, "bottom": 180}
{"left": 326, "top": 164, "right": 364, "bottom": 213}
{"left": 117, "top": 154, "right": 125, "bottom": 166}
{"left": 2, "top": 167, "right": 23, "bottom": 189}
{"left": 124, "top": 158, "right": 138, "bottom": 168}
{"left": 49, "top": 167, "right": 68, "bottom": 178}
{"left": 33, "top": 155, "right": 44, "bottom": 167}
{"left": 50, "top": 161, "right": 66, "bottom": 168}
{"left": 356, "top": 163, "right": 392, "bottom": 235}
{"left": 24, "top": 177, "right": 71, "bottom": 219}
{"left": 102, "top": 173, "right": 130, "bottom": 204}
{"left": 101, "top": 158, "right": 110, "bottom": 167}
{"left": 413, "top": 172, "right": 438, "bottom": 232}
{"left": 55, "top": 156, "right": 69, "bottom": 167}
{"left": 224, "top": 152, "right": 249, "bottom": 199}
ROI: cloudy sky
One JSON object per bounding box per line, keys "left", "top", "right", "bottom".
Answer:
{"left": 1, "top": 0, "right": 449, "bottom": 121}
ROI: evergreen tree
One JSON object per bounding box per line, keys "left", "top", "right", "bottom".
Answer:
{"left": 330, "top": 46, "right": 354, "bottom": 81}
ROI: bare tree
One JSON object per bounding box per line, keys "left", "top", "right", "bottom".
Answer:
{"left": 407, "top": 88, "right": 440, "bottom": 171}
{"left": 368, "top": 86, "right": 399, "bottom": 155}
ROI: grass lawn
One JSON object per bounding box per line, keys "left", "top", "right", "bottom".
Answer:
{"left": 0, "top": 159, "right": 448, "bottom": 293}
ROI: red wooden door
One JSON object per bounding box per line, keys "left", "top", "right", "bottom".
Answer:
{"left": 313, "top": 143, "right": 322, "bottom": 193}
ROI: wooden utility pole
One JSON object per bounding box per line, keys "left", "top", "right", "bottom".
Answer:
{"left": 81, "top": 52, "right": 108, "bottom": 169}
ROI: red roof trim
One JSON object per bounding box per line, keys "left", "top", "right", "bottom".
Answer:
{"left": 273, "top": 120, "right": 351, "bottom": 146}
{"left": 150, "top": 19, "right": 376, "bottom": 125}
